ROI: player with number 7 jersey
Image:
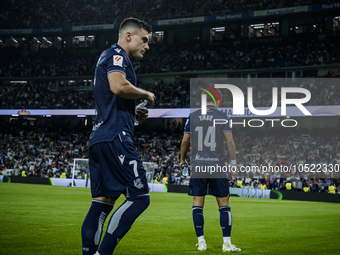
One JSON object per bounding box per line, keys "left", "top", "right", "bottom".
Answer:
{"left": 82, "top": 18, "right": 155, "bottom": 255}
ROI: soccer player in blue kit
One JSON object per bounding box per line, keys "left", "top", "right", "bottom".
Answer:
{"left": 81, "top": 18, "right": 155, "bottom": 255}
{"left": 180, "top": 90, "right": 241, "bottom": 252}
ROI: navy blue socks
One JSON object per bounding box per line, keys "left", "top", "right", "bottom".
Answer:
{"left": 81, "top": 200, "right": 114, "bottom": 255}
{"left": 219, "top": 205, "right": 232, "bottom": 239}
{"left": 97, "top": 194, "right": 150, "bottom": 255}
{"left": 192, "top": 206, "right": 204, "bottom": 238}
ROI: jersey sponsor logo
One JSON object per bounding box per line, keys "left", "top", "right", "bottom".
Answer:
{"left": 113, "top": 55, "right": 123, "bottom": 67}
{"left": 195, "top": 153, "right": 219, "bottom": 161}
{"left": 118, "top": 154, "right": 125, "bottom": 164}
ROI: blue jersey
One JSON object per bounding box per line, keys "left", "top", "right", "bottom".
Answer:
{"left": 89, "top": 43, "right": 136, "bottom": 147}
{"left": 184, "top": 107, "right": 231, "bottom": 162}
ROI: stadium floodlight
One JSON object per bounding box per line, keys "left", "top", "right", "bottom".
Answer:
{"left": 10, "top": 81, "right": 27, "bottom": 83}
{"left": 212, "top": 27, "right": 225, "bottom": 32}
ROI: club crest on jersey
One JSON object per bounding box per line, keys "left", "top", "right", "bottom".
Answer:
{"left": 134, "top": 178, "right": 144, "bottom": 189}
{"left": 113, "top": 55, "right": 123, "bottom": 67}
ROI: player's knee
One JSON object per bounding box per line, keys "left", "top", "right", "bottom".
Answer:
{"left": 219, "top": 205, "right": 231, "bottom": 213}
{"left": 127, "top": 194, "right": 150, "bottom": 210}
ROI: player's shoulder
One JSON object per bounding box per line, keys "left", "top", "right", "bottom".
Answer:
{"left": 103, "top": 44, "right": 128, "bottom": 59}
{"left": 212, "top": 107, "right": 229, "bottom": 119}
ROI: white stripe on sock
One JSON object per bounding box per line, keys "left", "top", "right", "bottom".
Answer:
{"left": 94, "top": 211, "right": 107, "bottom": 245}
{"left": 228, "top": 211, "right": 232, "bottom": 226}
{"left": 107, "top": 201, "right": 133, "bottom": 234}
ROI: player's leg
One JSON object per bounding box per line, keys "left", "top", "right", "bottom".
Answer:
{"left": 81, "top": 197, "right": 117, "bottom": 255}
{"left": 210, "top": 179, "right": 241, "bottom": 252}
{"left": 97, "top": 193, "right": 150, "bottom": 254}
{"left": 82, "top": 144, "right": 117, "bottom": 255}
{"left": 193, "top": 195, "right": 206, "bottom": 251}
{"left": 97, "top": 133, "right": 150, "bottom": 255}
{"left": 189, "top": 178, "right": 208, "bottom": 251}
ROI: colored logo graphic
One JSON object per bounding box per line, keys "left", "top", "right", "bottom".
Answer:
{"left": 198, "top": 82, "right": 222, "bottom": 107}
{"left": 17, "top": 110, "right": 31, "bottom": 115}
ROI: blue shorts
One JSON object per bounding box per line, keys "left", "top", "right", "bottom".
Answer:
{"left": 188, "top": 178, "right": 230, "bottom": 197}
{"left": 89, "top": 132, "right": 149, "bottom": 198}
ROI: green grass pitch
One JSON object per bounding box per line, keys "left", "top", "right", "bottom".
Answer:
{"left": 0, "top": 183, "right": 340, "bottom": 255}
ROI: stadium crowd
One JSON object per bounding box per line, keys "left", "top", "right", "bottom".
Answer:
{"left": 1, "top": 76, "right": 340, "bottom": 110}
{"left": 0, "top": 83, "right": 94, "bottom": 109}
{"left": 0, "top": 122, "right": 89, "bottom": 179}
{"left": 2, "top": 36, "right": 340, "bottom": 78}
{"left": 0, "top": 47, "right": 97, "bottom": 78}
{"left": 1, "top": 121, "right": 339, "bottom": 193}
{"left": 134, "top": 36, "right": 340, "bottom": 73}
{"left": 1, "top": 0, "right": 336, "bottom": 29}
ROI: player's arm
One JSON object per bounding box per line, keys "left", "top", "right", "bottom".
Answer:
{"left": 108, "top": 72, "right": 155, "bottom": 105}
{"left": 224, "top": 131, "right": 236, "bottom": 164}
{"left": 180, "top": 133, "right": 190, "bottom": 169}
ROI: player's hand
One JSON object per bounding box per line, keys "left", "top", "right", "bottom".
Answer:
{"left": 179, "top": 161, "right": 187, "bottom": 170}
{"left": 144, "top": 91, "right": 155, "bottom": 106}
{"left": 135, "top": 107, "right": 149, "bottom": 122}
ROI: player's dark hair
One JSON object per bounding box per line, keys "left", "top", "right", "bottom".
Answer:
{"left": 119, "top": 17, "right": 152, "bottom": 34}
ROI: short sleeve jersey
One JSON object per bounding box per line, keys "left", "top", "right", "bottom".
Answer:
{"left": 89, "top": 43, "right": 136, "bottom": 147}
{"left": 184, "top": 107, "right": 232, "bottom": 162}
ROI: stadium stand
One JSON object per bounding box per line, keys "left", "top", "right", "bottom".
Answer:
{"left": 1, "top": 119, "right": 339, "bottom": 193}
{"left": 1, "top": 0, "right": 340, "bottom": 196}
{"left": 1, "top": 0, "right": 339, "bottom": 29}
{"left": 1, "top": 76, "right": 340, "bottom": 109}
{"left": 1, "top": 35, "right": 340, "bottom": 78}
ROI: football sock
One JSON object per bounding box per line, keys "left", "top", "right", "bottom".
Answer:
{"left": 98, "top": 194, "right": 150, "bottom": 255}
{"left": 192, "top": 206, "right": 204, "bottom": 238}
{"left": 81, "top": 200, "right": 114, "bottom": 255}
{"left": 219, "top": 206, "right": 232, "bottom": 243}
